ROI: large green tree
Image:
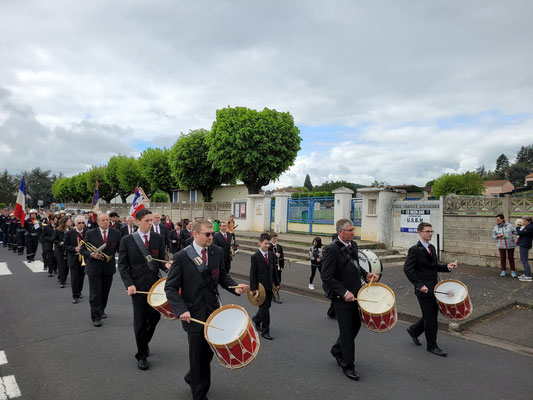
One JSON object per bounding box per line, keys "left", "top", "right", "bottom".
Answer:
{"left": 116, "top": 156, "right": 148, "bottom": 199}
{"left": 495, "top": 154, "right": 510, "bottom": 179}
{"left": 22, "top": 167, "right": 55, "bottom": 207}
{"left": 85, "top": 165, "right": 116, "bottom": 203}
{"left": 303, "top": 174, "right": 313, "bottom": 192}
{"left": 0, "top": 169, "right": 17, "bottom": 206}
{"left": 208, "top": 106, "right": 301, "bottom": 194}
{"left": 51, "top": 177, "right": 75, "bottom": 203}
{"left": 432, "top": 171, "right": 484, "bottom": 198}
{"left": 516, "top": 144, "right": 533, "bottom": 165}
{"left": 508, "top": 163, "right": 532, "bottom": 187}
{"left": 313, "top": 180, "right": 365, "bottom": 193}
{"left": 138, "top": 147, "right": 176, "bottom": 198}
{"left": 169, "top": 129, "right": 230, "bottom": 202}
{"left": 105, "top": 155, "right": 131, "bottom": 203}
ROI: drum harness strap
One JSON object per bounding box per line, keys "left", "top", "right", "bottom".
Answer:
{"left": 132, "top": 233, "right": 159, "bottom": 274}
{"left": 184, "top": 245, "right": 222, "bottom": 307}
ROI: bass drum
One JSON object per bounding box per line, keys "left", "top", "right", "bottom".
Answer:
{"left": 358, "top": 249, "right": 383, "bottom": 277}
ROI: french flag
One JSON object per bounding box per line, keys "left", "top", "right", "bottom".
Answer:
{"left": 14, "top": 177, "right": 26, "bottom": 226}
{"left": 129, "top": 187, "right": 145, "bottom": 217}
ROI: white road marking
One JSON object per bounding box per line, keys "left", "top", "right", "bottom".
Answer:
{"left": 0, "top": 351, "right": 6, "bottom": 366}
{"left": 23, "top": 260, "right": 46, "bottom": 273}
{"left": 0, "top": 263, "right": 12, "bottom": 276}
{"left": 0, "top": 375, "right": 22, "bottom": 399}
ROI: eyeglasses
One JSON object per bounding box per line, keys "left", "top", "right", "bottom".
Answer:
{"left": 198, "top": 231, "right": 215, "bottom": 237}
{"left": 422, "top": 230, "right": 434, "bottom": 233}
{"left": 76, "top": 222, "right": 85, "bottom": 225}
{"left": 342, "top": 228, "right": 355, "bottom": 232}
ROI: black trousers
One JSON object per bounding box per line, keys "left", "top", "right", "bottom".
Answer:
{"left": 16, "top": 231, "right": 25, "bottom": 254}
{"left": 331, "top": 301, "right": 361, "bottom": 368}
{"left": 187, "top": 330, "right": 214, "bottom": 400}
{"left": 88, "top": 274, "right": 113, "bottom": 321}
{"left": 253, "top": 291, "right": 273, "bottom": 334}
{"left": 25, "top": 235, "right": 39, "bottom": 260}
{"left": 409, "top": 295, "right": 439, "bottom": 348}
{"left": 69, "top": 261, "right": 85, "bottom": 299}
{"left": 56, "top": 254, "right": 68, "bottom": 284}
{"left": 225, "top": 259, "right": 232, "bottom": 273}
{"left": 44, "top": 249, "right": 55, "bottom": 272}
{"left": 131, "top": 294, "right": 161, "bottom": 360}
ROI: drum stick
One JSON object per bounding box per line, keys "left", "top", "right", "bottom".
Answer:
{"left": 190, "top": 318, "right": 224, "bottom": 331}
{"left": 366, "top": 276, "right": 374, "bottom": 292}
{"left": 126, "top": 290, "right": 165, "bottom": 295}
{"left": 355, "top": 298, "right": 378, "bottom": 303}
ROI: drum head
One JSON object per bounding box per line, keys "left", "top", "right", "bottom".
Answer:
{"left": 434, "top": 280, "right": 468, "bottom": 304}
{"left": 358, "top": 249, "right": 383, "bottom": 276}
{"left": 357, "top": 283, "right": 395, "bottom": 314}
{"left": 148, "top": 278, "right": 168, "bottom": 307}
{"left": 206, "top": 306, "right": 249, "bottom": 345}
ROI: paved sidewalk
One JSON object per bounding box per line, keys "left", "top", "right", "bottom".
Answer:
{"left": 229, "top": 251, "right": 533, "bottom": 352}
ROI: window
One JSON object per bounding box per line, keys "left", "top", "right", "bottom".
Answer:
{"left": 234, "top": 202, "right": 246, "bottom": 218}
{"left": 190, "top": 190, "right": 197, "bottom": 203}
{"left": 368, "top": 199, "right": 377, "bottom": 215}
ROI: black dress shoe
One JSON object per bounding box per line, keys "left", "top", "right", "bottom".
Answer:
{"left": 407, "top": 328, "right": 421, "bottom": 346}
{"left": 137, "top": 359, "right": 149, "bottom": 370}
{"left": 184, "top": 372, "right": 191, "bottom": 385}
{"left": 78, "top": 294, "right": 83, "bottom": 299}
{"left": 101, "top": 313, "right": 107, "bottom": 319}
{"left": 427, "top": 346, "right": 447, "bottom": 357}
{"left": 343, "top": 368, "right": 360, "bottom": 381}
{"left": 59, "top": 284, "right": 65, "bottom": 288}
{"left": 72, "top": 298, "right": 79, "bottom": 304}
{"left": 48, "top": 273, "right": 53, "bottom": 277}
{"left": 93, "top": 319, "right": 102, "bottom": 327}
{"left": 261, "top": 333, "right": 273, "bottom": 340}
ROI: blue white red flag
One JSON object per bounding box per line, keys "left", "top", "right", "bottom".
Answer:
{"left": 129, "top": 187, "right": 146, "bottom": 217}
{"left": 91, "top": 182, "right": 100, "bottom": 221}
{"left": 14, "top": 177, "right": 26, "bottom": 226}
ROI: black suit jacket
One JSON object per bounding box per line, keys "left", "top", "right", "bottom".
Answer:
{"left": 179, "top": 229, "right": 192, "bottom": 249}
{"left": 321, "top": 240, "right": 368, "bottom": 306}
{"left": 64, "top": 228, "right": 88, "bottom": 267}
{"left": 404, "top": 241, "right": 450, "bottom": 297}
{"left": 250, "top": 250, "right": 280, "bottom": 292}
{"left": 151, "top": 224, "right": 170, "bottom": 249}
{"left": 169, "top": 229, "right": 180, "bottom": 253}
{"left": 110, "top": 221, "right": 123, "bottom": 231}
{"left": 165, "top": 244, "right": 238, "bottom": 333}
{"left": 40, "top": 224, "right": 55, "bottom": 252}
{"left": 80, "top": 228, "right": 121, "bottom": 276}
{"left": 268, "top": 242, "right": 285, "bottom": 269}
{"left": 120, "top": 224, "right": 138, "bottom": 237}
{"left": 213, "top": 232, "right": 232, "bottom": 263}
{"left": 118, "top": 232, "right": 167, "bottom": 291}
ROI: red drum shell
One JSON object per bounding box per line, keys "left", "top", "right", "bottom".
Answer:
{"left": 147, "top": 277, "right": 178, "bottom": 320}
{"left": 357, "top": 282, "right": 397, "bottom": 333}
{"left": 434, "top": 279, "right": 473, "bottom": 321}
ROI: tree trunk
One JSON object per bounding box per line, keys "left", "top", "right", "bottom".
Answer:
{"left": 243, "top": 177, "right": 269, "bottom": 194}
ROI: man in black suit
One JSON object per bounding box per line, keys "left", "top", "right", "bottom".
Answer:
{"left": 118, "top": 209, "right": 169, "bottom": 370}
{"left": 169, "top": 222, "right": 181, "bottom": 254}
{"left": 321, "top": 219, "right": 379, "bottom": 381}
{"left": 80, "top": 212, "right": 121, "bottom": 327}
{"left": 151, "top": 212, "right": 170, "bottom": 250}
{"left": 212, "top": 221, "right": 233, "bottom": 273}
{"left": 404, "top": 222, "right": 457, "bottom": 356}
{"left": 250, "top": 232, "right": 280, "bottom": 340}
{"left": 268, "top": 232, "right": 284, "bottom": 304}
{"left": 64, "top": 216, "right": 87, "bottom": 300}
{"left": 179, "top": 220, "right": 192, "bottom": 249}
{"left": 109, "top": 212, "right": 123, "bottom": 231}
{"left": 165, "top": 219, "right": 247, "bottom": 400}
{"left": 121, "top": 216, "right": 138, "bottom": 237}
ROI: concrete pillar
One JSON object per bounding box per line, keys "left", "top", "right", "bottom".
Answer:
{"left": 333, "top": 187, "right": 354, "bottom": 224}
{"left": 246, "top": 194, "right": 272, "bottom": 232}
{"left": 376, "top": 190, "right": 401, "bottom": 245}
{"left": 273, "top": 192, "right": 291, "bottom": 233}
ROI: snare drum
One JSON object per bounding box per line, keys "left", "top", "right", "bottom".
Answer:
{"left": 358, "top": 249, "right": 383, "bottom": 276}
{"left": 356, "top": 282, "right": 397, "bottom": 332}
{"left": 434, "top": 279, "right": 472, "bottom": 321}
{"left": 147, "top": 277, "right": 177, "bottom": 320}
{"left": 204, "top": 304, "right": 260, "bottom": 369}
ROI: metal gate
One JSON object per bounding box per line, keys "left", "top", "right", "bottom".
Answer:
{"left": 287, "top": 196, "right": 334, "bottom": 233}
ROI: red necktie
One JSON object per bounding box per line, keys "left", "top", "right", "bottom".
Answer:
{"left": 224, "top": 233, "right": 227, "bottom": 242}
{"left": 428, "top": 246, "right": 432, "bottom": 255}
{"left": 201, "top": 248, "right": 207, "bottom": 265}
{"left": 264, "top": 253, "right": 269, "bottom": 265}
{"left": 103, "top": 230, "right": 107, "bottom": 243}
{"left": 144, "top": 235, "right": 149, "bottom": 249}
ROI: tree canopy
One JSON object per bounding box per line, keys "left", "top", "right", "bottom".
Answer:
{"left": 138, "top": 147, "right": 176, "bottom": 198}
{"left": 208, "top": 106, "right": 301, "bottom": 194}
{"left": 169, "top": 129, "right": 230, "bottom": 202}
{"left": 0, "top": 169, "right": 18, "bottom": 206}
{"left": 303, "top": 174, "right": 313, "bottom": 192}
{"left": 432, "top": 172, "right": 484, "bottom": 198}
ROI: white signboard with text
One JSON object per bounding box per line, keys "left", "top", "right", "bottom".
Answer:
{"left": 400, "top": 210, "right": 431, "bottom": 233}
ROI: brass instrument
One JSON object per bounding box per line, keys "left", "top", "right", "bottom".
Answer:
{"left": 165, "top": 247, "right": 172, "bottom": 262}
{"left": 77, "top": 238, "right": 86, "bottom": 266}
{"left": 80, "top": 240, "right": 113, "bottom": 262}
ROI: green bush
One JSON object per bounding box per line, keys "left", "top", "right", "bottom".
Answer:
{"left": 151, "top": 191, "right": 169, "bottom": 203}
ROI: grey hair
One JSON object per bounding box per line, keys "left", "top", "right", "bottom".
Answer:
{"left": 336, "top": 219, "right": 353, "bottom": 232}
{"left": 74, "top": 215, "right": 85, "bottom": 223}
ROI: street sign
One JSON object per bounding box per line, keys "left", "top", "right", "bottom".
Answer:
{"left": 37, "top": 200, "right": 43, "bottom": 206}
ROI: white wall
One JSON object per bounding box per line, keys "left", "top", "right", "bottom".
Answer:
{"left": 391, "top": 200, "right": 442, "bottom": 250}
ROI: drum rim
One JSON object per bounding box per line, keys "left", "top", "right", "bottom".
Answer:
{"left": 204, "top": 303, "right": 254, "bottom": 348}
{"left": 356, "top": 282, "right": 396, "bottom": 316}
{"left": 147, "top": 276, "right": 168, "bottom": 307}
{"left": 434, "top": 279, "right": 469, "bottom": 305}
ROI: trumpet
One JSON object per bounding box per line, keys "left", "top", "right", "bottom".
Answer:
{"left": 80, "top": 240, "right": 113, "bottom": 262}
{"left": 77, "top": 238, "right": 86, "bottom": 266}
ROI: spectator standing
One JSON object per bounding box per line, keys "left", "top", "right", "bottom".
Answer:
{"left": 516, "top": 216, "right": 533, "bottom": 282}
{"left": 492, "top": 214, "right": 517, "bottom": 277}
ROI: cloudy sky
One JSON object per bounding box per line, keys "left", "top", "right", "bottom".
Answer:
{"left": 1, "top": 0, "right": 532, "bottom": 189}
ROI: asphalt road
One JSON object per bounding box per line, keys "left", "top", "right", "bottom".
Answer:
{"left": 0, "top": 249, "right": 532, "bottom": 400}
